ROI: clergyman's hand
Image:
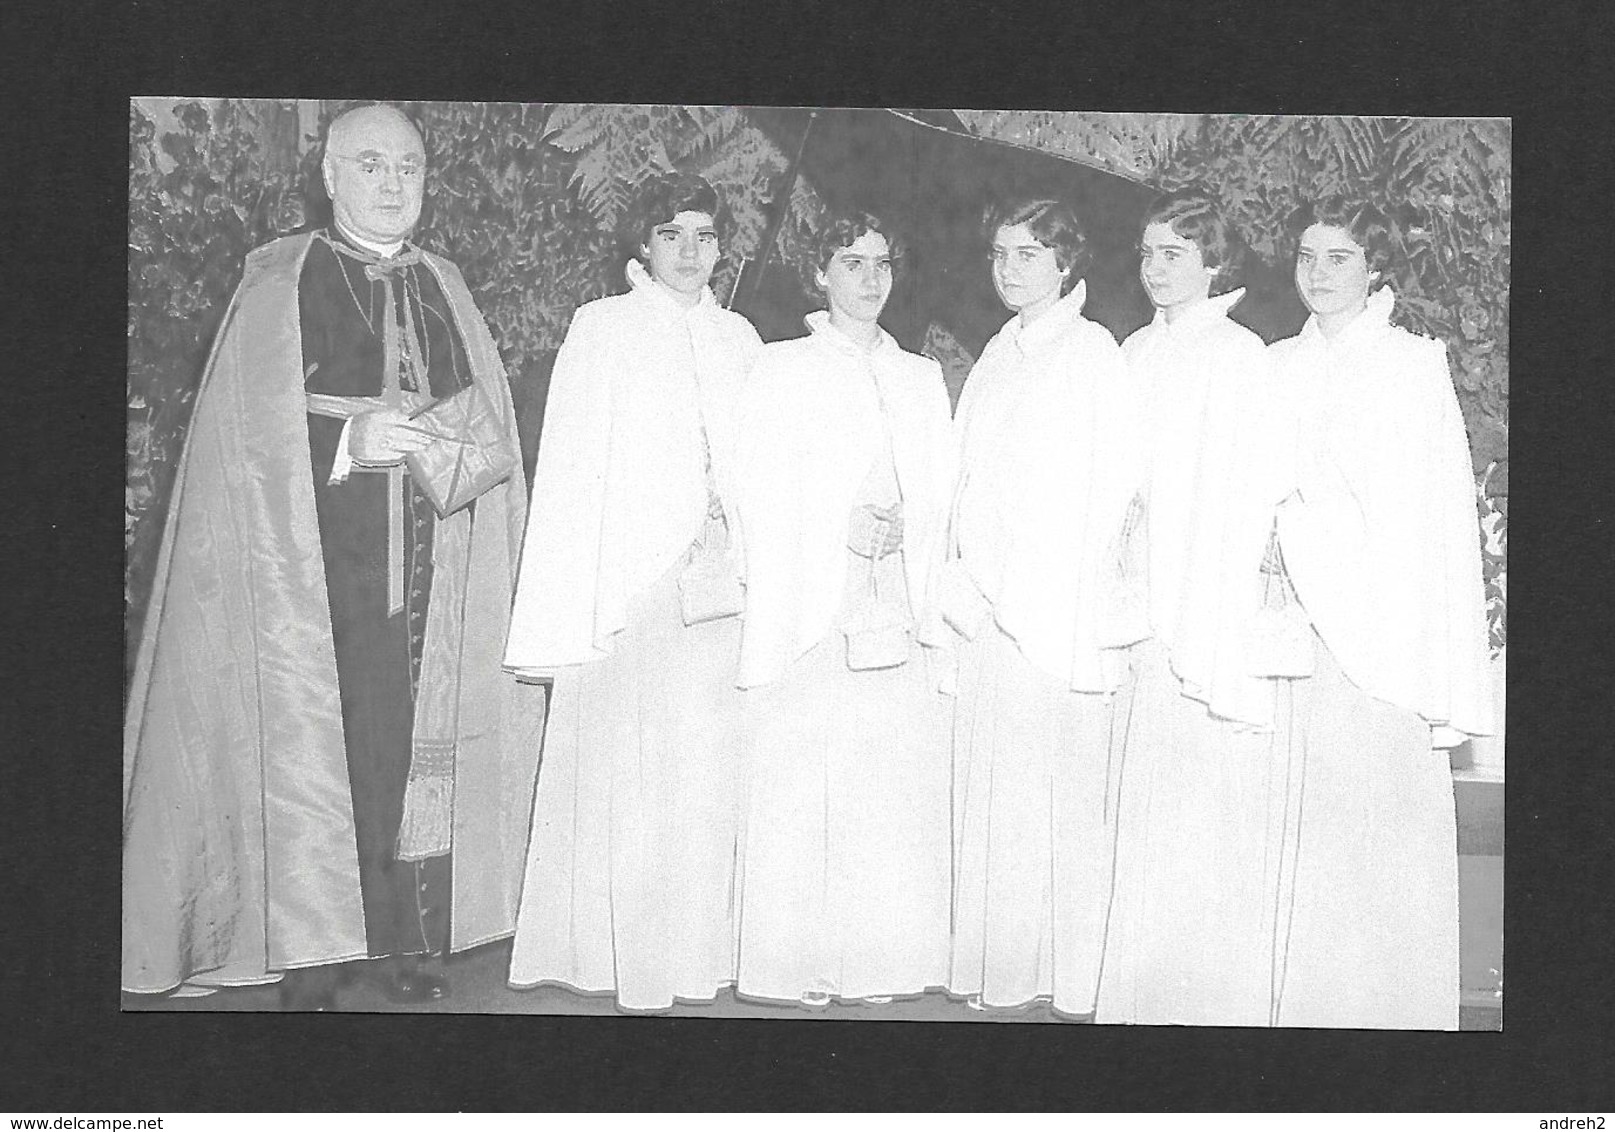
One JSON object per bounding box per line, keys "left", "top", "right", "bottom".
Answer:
{"left": 349, "top": 409, "right": 434, "bottom": 465}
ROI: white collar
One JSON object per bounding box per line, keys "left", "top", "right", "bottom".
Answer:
{"left": 1299, "top": 284, "right": 1397, "bottom": 353}
{"left": 803, "top": 309, "right": 896, "bottom": 358}
{"left": 626, "top": 257, "right": 717, "bottom": 315}
{"left": 1148, "top": 287, "right": 1246, "bottom": 338}
{"left": 1000, "top": 279, "right": 1089, "bottom": 354}
{"left": 334, "top": 220, "right": 407, "bottom": 260}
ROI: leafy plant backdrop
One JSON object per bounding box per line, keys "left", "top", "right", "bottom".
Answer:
{"left": 127, "top": 103, "right": 1507, "bottom": 676}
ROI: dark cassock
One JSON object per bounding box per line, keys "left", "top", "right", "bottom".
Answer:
{"left": 122, "top": 226, "right": 546, "bottom": 997}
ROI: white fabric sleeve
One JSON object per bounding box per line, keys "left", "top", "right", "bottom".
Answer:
{"left": 328, "top": 419, "right": 357, "bottom": 484}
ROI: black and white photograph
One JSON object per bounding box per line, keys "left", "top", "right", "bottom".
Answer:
{"left": 120, "top": 99, "right": 1509, "bottom": 1030}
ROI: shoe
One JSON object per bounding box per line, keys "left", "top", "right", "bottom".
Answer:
{"left": 376, "top": 964, "right": 450, "bottom": 1005}
{"left": 862, "top": 996, "right": 894, "bottom": 1005}
{"left": 800, "top": 990, "right": 833, "bottom": 1008}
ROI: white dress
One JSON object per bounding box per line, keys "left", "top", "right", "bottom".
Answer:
{"left": 943, "top": 283, "right": 1142, "bottom": 1017}
{"left": 730, "top": 315, "right": 955, "bottom": 1003}
{"left": 1099, "top": 288, "right": 1493, "bottom": 1029}
{"left": 503, "top": 262, "right": 761, "bottom": 1010}
{"left": 1265, "top": 289, "right": 1492, "bottom": 1029}
{"left": 1095, "top": 291, "right": 1287, "bottom": 1027}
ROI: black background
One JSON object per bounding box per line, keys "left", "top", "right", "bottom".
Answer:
{"left": 5, "top": 0, "right": 1611, "bottom": 1113}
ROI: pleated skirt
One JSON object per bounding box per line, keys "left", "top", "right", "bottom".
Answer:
{"left": 734, "top": 552, "right": 951, "bottom": 1004}
{"left": 506, "top": 559, "right": 744, "bottom": 1010}
{"left": 947, "top": 623, "right": 1127, "bottom": 1017}
{"left": 1096, "top": 633, "right": 1459, "bottom": 1029}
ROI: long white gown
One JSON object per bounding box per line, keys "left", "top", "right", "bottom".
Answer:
{"left": 503, "top": 261, "right": 761, "bottom": 1010}
{"left": 942, "top": 283, "right": 1142, "bottom": 1017}
{"left": 730, "top": 314, "right": 955, "bottom": 1004}
{"left": 1095, "top": 290, "right": 1285, "bottom": 1027}
{"left": 1266, "top": 288, "right": 1492, "bottom": 1029}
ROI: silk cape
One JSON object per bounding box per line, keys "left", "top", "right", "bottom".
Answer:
{"left": 122, "top": 231, "right": 545, "bottom": 993}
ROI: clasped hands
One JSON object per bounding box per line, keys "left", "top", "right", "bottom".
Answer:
{"left": 849, "top": 502, "right": 904, "bottom": 558}
{"left": 349, "top": 408, "right": 435, "bottom": 465}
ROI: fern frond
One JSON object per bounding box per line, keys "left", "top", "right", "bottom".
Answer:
{"left": 674, "top": 105, "right": 748, "bottom": 164}
{"left": 545, "top": 103, "right": 614, "bottom": 153}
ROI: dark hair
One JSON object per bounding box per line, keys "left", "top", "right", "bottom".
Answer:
{"left": 1140, "top": 186, "right": 1241, "bottom": 272}
{"left": 620, "top": 171, "right": 729, "bottom": 261}
{"left": 984, "top": 197, "right": 1091, "bottom": 292}
{"left": 1288, "top": 194, "right": 1396, "bottom": 277}
{"left": 802, "top": 211, "right": 907, "bottom": 294}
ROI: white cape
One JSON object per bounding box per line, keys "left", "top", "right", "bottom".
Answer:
{"left": 732, "top": 312, "right": 956, "bottom": 689}
{"left": 504, "top": 261, "right": 762, "bottom": 670}
{"left": 1270, "top": 287, "right": 1494, "bottom": 741}
{"left": 949, "top": 282, "right": 1143, "bottom": 692}
{"left": 1123, "top": 288, "right": 1289, "bottom": 727}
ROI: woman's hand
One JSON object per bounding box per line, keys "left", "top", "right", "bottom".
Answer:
{"left": 868, "top": 503, "right": 904, "bottom": 556}
{"left": 849, "top": 503, "right": 903, "bottom": 557}
{"left": 349, "top": 409, "right": 434, "bottom": 465}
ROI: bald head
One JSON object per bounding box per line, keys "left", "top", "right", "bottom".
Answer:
{"left": 322, "top": 104, "right": 427, "bottom": 249}
{"left": 326, "top": 103, "right": 422, "bottom": 154}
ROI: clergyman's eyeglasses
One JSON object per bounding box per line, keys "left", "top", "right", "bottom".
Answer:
{"left": 329, "top": 154, "right": 425, "bottom": 182}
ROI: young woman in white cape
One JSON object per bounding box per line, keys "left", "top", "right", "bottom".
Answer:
{"left": 1258, "top": 196, "right": 1493, "bottom": 1029}
{"left": 729, "top": 213, "right": 955, "bottom": 1006}
{"left": 502, "top": 172, "right": 763, "bottom": 1011}
{"left": 942, "top": 198, "right": 1142, "bottom": 1018}
{"left": 1098, "top": 191, "right": 1494, "bottom": 1029}
{"left": 1094, "top": 188, "right": 1287, "bottom": 1027}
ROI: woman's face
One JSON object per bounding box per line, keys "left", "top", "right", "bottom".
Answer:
{"left": 816, "top": 229, "right": 894, "bottom": 326}
{"left": 1295, "top": 222, "right": 1376, "bottom": 322}
{"left": 642, "top": 209, "right": 721, "bottom": 299}
{"left": 990, "top": 223, "right": 1067, "bottom": 318}
{"left": 1139, "top": 220, "right": 1214, "bottom": 316}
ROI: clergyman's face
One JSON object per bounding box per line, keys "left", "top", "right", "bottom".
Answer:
{"left": 642, "top": 210, "right": 721, "bottom": 299}
{"left": 816, "top": 229, "right": 894, "bottom": 326}
{"left": 323, "top": 109, "right": 426, "bottom": 246}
